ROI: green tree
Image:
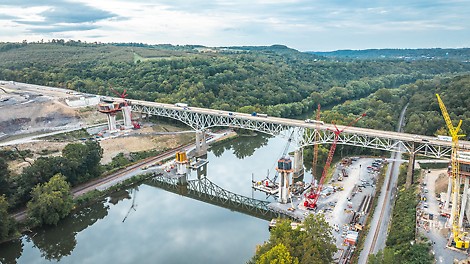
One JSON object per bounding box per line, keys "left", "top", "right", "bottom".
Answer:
{"left": 0, "top": 195, "right": 16, "bottom": 241}
{"left": 250, "top": 214, "right": 336, "bottom": 264}
{"left": 62, "top": 141, "right": 102, "bottom": 184}
{"left": 27, "top": 174, "right": 74, "bottom": 226}
{"left": 256, "top": 243, "right": 299, "bottom": 264}
{"left": 0, "top": 157, "right": 11, "bottom": 197}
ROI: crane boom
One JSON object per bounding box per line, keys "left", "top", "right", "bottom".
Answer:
{"left": 312, "top": 104, "right": 321, "bottom": 179}
{"left": 436, "top": 94, "right": 468, "bottom": 249}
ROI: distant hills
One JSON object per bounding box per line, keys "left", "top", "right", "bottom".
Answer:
{"left": 308, "top": 48, "right": 470, "bottom": 61}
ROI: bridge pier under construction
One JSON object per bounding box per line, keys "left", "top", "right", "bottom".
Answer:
{"left": 195, "top": 130, "right": 208, "bottom": 157}
{"left": 293, "top": 148, "right": 304, "bottom": 179}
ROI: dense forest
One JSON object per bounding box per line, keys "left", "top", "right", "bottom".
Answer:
{"left": 2, "top": 41, "right": 470, "bottom": 263}
{"left": 1, "top": 42, "right": 470, "bottom": 123}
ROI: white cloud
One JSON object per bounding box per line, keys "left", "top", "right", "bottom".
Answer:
{"left": 0, "top": 0, "right": 469, "bottom": 50}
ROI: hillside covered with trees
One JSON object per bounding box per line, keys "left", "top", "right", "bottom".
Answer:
{"left": 1, "top": 41, "right": 470, "bottom": 122}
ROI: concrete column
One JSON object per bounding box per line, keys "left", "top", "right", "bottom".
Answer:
{"left": 459, "top": 176, "right": 469, "bottom": 227}
{"left": 195, "top": 131, "right": 208, "bottom": 157}
{"left": 445, "top": 176, "right": 452, "bottom": 210}
{"left": 406, "top": 145, "right": 415, "bottom": 188}
{"left": 121, "top": 106, "right": 132, "bottom": 128}
{"left": 107, "top": 114, "right": 117, "bottom": 132}
{"left": 279, "top": 172, "right": 289, "bottom": 204}
{"left": 293, "top": 148, "right": 304, "bottom": 179}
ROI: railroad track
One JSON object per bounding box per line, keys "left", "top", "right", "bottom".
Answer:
{"left": 72, "top": 142, "right": 194, "bottom": 197}
{"left": 368, "top": 153, "right": 399, "bottom": 253}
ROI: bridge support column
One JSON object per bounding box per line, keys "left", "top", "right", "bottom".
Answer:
{"left": 195, "top": 131, "right": 208, "bottom": 157}
{"left": 122, "top": 105, "right": 133, "bottom": 128}
{"left": 459, "top": 176, "right": 469, "bottom": 227}
{"left": 406, "top": 145, "right": 416, "bottom": 188}
{"left": 293, "top": 148, "right": 304, "bottom": 179}
{"left": 106, "top": 114, "right": 118, "bottom": 132}
{"left": 445, "top": 172, "right": 452, "bottom": 211}
{"left": 279, "top": 171, "right": 290, "bottom": 204}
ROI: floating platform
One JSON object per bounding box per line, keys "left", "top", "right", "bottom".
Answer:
{"left": 252, "top": 181, "right": 279, "bottom": 195}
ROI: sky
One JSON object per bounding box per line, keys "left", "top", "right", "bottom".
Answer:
{"left": 0, "top": 0, "right": 469, "bottom": 51}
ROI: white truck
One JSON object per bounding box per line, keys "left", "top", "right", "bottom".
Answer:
{"left": 305, "top": 119, "right": 324, "bottom": 125}
{"left": 175, "top": 103, "right": 188, "bottom": 108}
{"left": 437, "top": 135, "right": 452, "bottom": 142}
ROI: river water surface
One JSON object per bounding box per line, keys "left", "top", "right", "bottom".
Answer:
{"left": 0, "top": 133, "right": 310, "bottom": 264}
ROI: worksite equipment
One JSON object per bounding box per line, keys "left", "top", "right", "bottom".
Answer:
{"left": 304, "top": 112, "right": 366, "bottom": 209}
{"left": 436, "top": 94, "right": 469, "bottom": 249}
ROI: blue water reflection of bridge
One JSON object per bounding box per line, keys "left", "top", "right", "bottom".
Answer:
{"left": 145, "top": 174, "right": 297, "bottom": 221}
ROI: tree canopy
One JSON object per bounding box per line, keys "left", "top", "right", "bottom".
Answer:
{"left": 250, "top": 214, "right": 336, "bottom": 264}
{"left": 27, "top": 174, "right": 74, "bottom": 226}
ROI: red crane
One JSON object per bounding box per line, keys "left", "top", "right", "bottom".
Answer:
{"left": 304, "top": 112, "right": 366, "bottom": 209}
{"left": 109, "top": 86, "right": 128, "bottom": 106}
{"left": 312, "top": 104, "right": 321, "bottom": 179}
{"left": 108, "top": 86, "right": 140, "bottom": 129}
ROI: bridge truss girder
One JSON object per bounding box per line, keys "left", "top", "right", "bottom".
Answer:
{"left": 132, "top": 104, "right": 452, "bottom": 158}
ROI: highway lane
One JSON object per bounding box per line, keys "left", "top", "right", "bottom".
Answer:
{"left": 4, "top": 81, "right": 464, "bottom": 150}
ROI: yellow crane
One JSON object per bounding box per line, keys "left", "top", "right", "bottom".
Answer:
{"left": 436, "top": 93, "right": 469, "bottom": 249}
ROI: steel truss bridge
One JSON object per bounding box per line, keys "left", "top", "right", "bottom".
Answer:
{"left": 129, "top": 99, "right": 470, "bottom": 159}
{"left": 145, "top": 174, "right": 292, "bottom": 221}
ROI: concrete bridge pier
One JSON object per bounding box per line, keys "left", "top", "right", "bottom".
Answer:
{"left": 406, "top": 144, "right": 416, "bottom": 188}
{"left": 459, "top": 176, "right": 469, "bottom": 227}
{"left": 195, "top": 131, "right": 208, "bottom": 157}
{"left": 445, "top": 175, "right": 452, "bottom": 210}
{"left": 279, "top": 171, "right": 289, "bottom": 204}
{"left": 122, "top": 105, "right": 133, "bottom": 128}
{"left": 293, "top": 148, "right": 304, "bottom": 179}
{"left": 106, "top": 114, "right": 118, "bottom": 132}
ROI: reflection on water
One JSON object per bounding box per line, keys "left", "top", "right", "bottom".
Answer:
{"left": 0, "top": 133, "right": 301, "bottom": 264}
{"left": 211, "top": 132, "right": 270, "bottom": 159}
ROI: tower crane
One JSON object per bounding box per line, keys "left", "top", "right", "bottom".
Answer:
{"left": 436, "top": 94, "right": 469, "bottom": 249}
{"left": 304, "top": 113, "right": 366, "bottom": 209}
{"left": 312, "top": 104, "right": 321, "bottom": 179}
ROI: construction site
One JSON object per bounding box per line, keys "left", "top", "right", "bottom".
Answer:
{"left": 3, "top": 81, "right": 470, "bottom": 263}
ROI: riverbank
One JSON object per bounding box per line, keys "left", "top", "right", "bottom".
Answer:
{"left": 3, "top": 129, "right": 238, "bottom": 245}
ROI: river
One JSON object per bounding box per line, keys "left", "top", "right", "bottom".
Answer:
{"left": 0, "top": 133, "right": 311, "bottom": 264}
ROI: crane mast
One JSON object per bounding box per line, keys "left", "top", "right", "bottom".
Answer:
{"left": 312, "top": 104, "right": 321, "bottom": 179}
{"left": 436, "top": 94, "right": 469, "bottom": 249}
